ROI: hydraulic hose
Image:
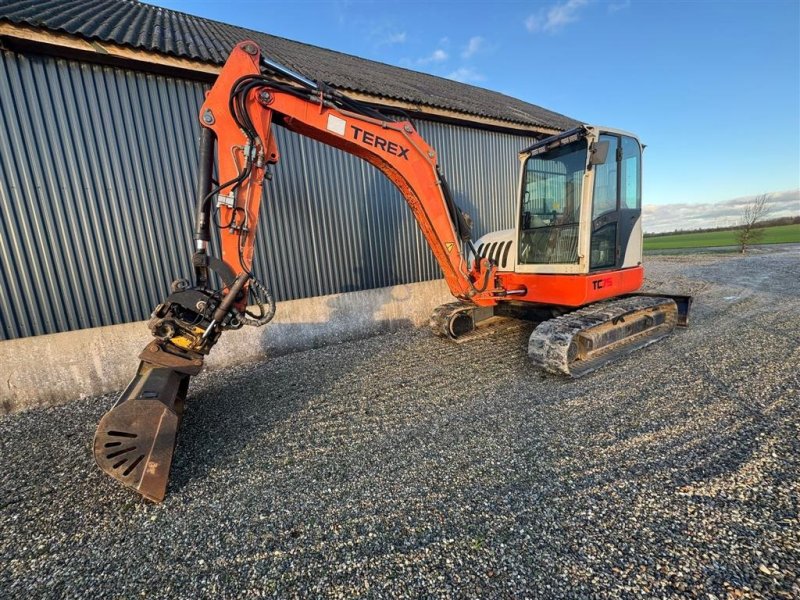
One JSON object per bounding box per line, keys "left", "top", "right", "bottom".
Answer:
{"left": 243, "top": 278, "right": 276, "bottom": 327}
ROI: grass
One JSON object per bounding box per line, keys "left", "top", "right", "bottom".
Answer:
{"left": 643, "top": 224, "right": 800, "bottom": 250}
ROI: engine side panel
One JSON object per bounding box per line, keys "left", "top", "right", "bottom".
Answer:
{"left": 473, "top": 229, "right": 516, "bottom": 272}
{"left": 496, "top": 265, "right": 644, "bottom": 307}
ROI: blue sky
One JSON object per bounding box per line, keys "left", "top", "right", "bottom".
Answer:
{"left": 159, "top": 0, "right": 799, "bottom": 227}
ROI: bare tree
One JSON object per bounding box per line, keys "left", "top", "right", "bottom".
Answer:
{"left": 736, "top": 193, "right": 771, "bottom": 253}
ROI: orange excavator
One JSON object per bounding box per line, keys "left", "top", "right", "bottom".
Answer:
{"left": 94, "top": 41, "right": 691, "bottom": 502}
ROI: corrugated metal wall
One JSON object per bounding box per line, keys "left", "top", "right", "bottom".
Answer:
{"left": 0, "top": 50, "right": 538, "bottom": 340}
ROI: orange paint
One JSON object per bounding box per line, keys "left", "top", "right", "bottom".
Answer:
{"left": 197, "top": 41, "right": 644, "bottom": 315}
{"left": 197, "top": 41, "right": 498, "bottom": 309}
{"left": 496, "top": 266, "right": 644, "bottom": 307}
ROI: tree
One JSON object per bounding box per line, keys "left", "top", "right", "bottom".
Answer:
{"left": 736, "top": 193, "right": 771, "bottom": 253}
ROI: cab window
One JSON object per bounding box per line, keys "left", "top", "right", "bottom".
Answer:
{"left": 518, "top": 139, "right": 586, "bottom": 264}
{"left": 620, "top": 136, "right": 641, "bottom": 209}
{"left": 592, "top": 134, "right": 618, "bottom": 218}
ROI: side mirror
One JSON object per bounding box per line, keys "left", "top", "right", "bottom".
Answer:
{"left": 589, "top": 140, "right": 610, "bottom": 165}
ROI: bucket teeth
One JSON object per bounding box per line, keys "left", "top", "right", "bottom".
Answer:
{"left": 93, "top": 362, "right": 190, "bottom": 502}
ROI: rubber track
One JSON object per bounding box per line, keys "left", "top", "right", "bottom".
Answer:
{"left": 528, "top": 296, "right": 678, "bottom": 378}
{"left": 429, "top": 302, "right": 474, "bottom": 338}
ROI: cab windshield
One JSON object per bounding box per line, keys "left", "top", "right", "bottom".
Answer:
{"left": 518, "top": 139, "right": 586, "bottom": 264}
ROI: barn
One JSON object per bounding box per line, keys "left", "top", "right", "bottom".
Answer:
{"left": 0, "top": 0, "right": 579, "bottom": 341}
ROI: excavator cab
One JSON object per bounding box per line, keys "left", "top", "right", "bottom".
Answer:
{"left": 516, "top": 126, "right": 644, "bottom": 274}
{"left": 473, "top": 126, "right": 647, "bottom": 305}
{"left": 467, "top": 126, "right": 691, "bottom": 376}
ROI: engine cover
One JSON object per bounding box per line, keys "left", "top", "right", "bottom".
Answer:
{"left": 473, "top": 229, "right": 516, "bottom": 272}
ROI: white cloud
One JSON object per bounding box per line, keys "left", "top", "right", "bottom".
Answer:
{"left": 461, "top": 36, "right": 484, "bottom": 59}
{"left": 642, "top": 189, "right": 800, "bottom": 233}
{"left": 417, "top": 49, "right": 449, "bottom": 65}
{"left": 384, "top": 31, "right": 407, "bottom": 45}
{"left": 525, "top": 0, "right": 590, "bottom": 33}
{"left": 608, "top": 0, "right": 631, "bottom": 13}
{"left": 447, "top": 67, "right": 485, "bottom": 83}
{"left": 369, "top": 25, "right": 407, "bottom": 47}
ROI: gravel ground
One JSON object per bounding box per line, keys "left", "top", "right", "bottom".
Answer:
{"left": 1, "top": 246, "right": 798, "bottom": 598}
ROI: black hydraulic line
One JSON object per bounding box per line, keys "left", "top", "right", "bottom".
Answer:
{"left": 437, "top": 167, "right": 472, "bottom": 241}
{"left": 467, "top": 240, "right": 481, "bottom": 263}
{"left": 194, "top": 127, "right": 216, "bottom": 244}
{"left": 193, "top": 127, "right": 216, "bottom": 286}
{"left": 260, "top": 56, "right": 318, "bottom": 91}
{"left": 212, "top": 272, "right": 250, "bottom": 324}
{"left": 472, "top": 262, "right": 494, "bottom": 294}
{"left": 192, "top": 80, "right": 260, "bottom": 234}
{"left": 256, "top": 56, "right": 394, "bottom": 123}
{"left": 233, "top": 80, "right": 264, "bottom": 138}
{"left": 244, "top": 278, "right": 276, "bottom": 326}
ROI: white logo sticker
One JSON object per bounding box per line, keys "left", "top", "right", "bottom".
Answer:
{"left": 326, "top": 114, "right": 346, "bottom": 136}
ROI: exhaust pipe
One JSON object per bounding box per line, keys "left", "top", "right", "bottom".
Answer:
{"left": 93, "top": 342, "right": 203, "bottom": 502}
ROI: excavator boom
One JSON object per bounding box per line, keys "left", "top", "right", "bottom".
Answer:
{"left": 94, "top": 41, "right": 503, "bottom": 501}
{"left": 197, "top": 41, "right": 499, "bottom": 305}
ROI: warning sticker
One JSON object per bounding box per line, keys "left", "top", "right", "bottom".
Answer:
{"left": 326, "top": 114, "right": 346, "bottom": 136}
{"left": 445, "top": 242, "right": 455, "bottom": 252}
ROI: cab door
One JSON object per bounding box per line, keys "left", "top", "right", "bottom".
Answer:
{"left": 589, "top": 134, "right": 642, "bottom": 271}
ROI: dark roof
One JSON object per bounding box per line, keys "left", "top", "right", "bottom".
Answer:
{"left": 0, "top": 0, "right": 580, "bottom": 131}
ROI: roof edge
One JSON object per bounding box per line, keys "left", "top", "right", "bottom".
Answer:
{"left": 0, "top": 21, "right": 562, "bottom": 135}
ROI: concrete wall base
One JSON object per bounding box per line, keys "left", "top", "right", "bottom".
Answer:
{"left": 0, "top": 279, "right": 452, "bottom": 414}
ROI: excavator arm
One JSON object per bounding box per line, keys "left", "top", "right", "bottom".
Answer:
{"left": 196, "top": 41, "right": 498, "bottom": 306}
{"left": 94, "top": 41, "right": 504, "bottom": 502}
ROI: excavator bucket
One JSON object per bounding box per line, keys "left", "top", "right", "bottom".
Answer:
{"left": 93, "top": 342, "right": 203, "bottom": 502}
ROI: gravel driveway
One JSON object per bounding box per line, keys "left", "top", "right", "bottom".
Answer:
{"left": 1, "top": 247, "right": 798, "bottom": 598}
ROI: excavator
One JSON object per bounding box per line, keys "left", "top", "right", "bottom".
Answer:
{"left": 94, "top": 41, "right": 691, "bottom": 502}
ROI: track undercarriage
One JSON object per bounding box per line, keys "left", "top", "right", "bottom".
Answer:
{"left": 431, "top": 294, "right": 691, "bottom": 378}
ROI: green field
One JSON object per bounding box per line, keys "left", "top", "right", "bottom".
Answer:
{"left": 643, "top": 224, "right": 800, "bottom": 250}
